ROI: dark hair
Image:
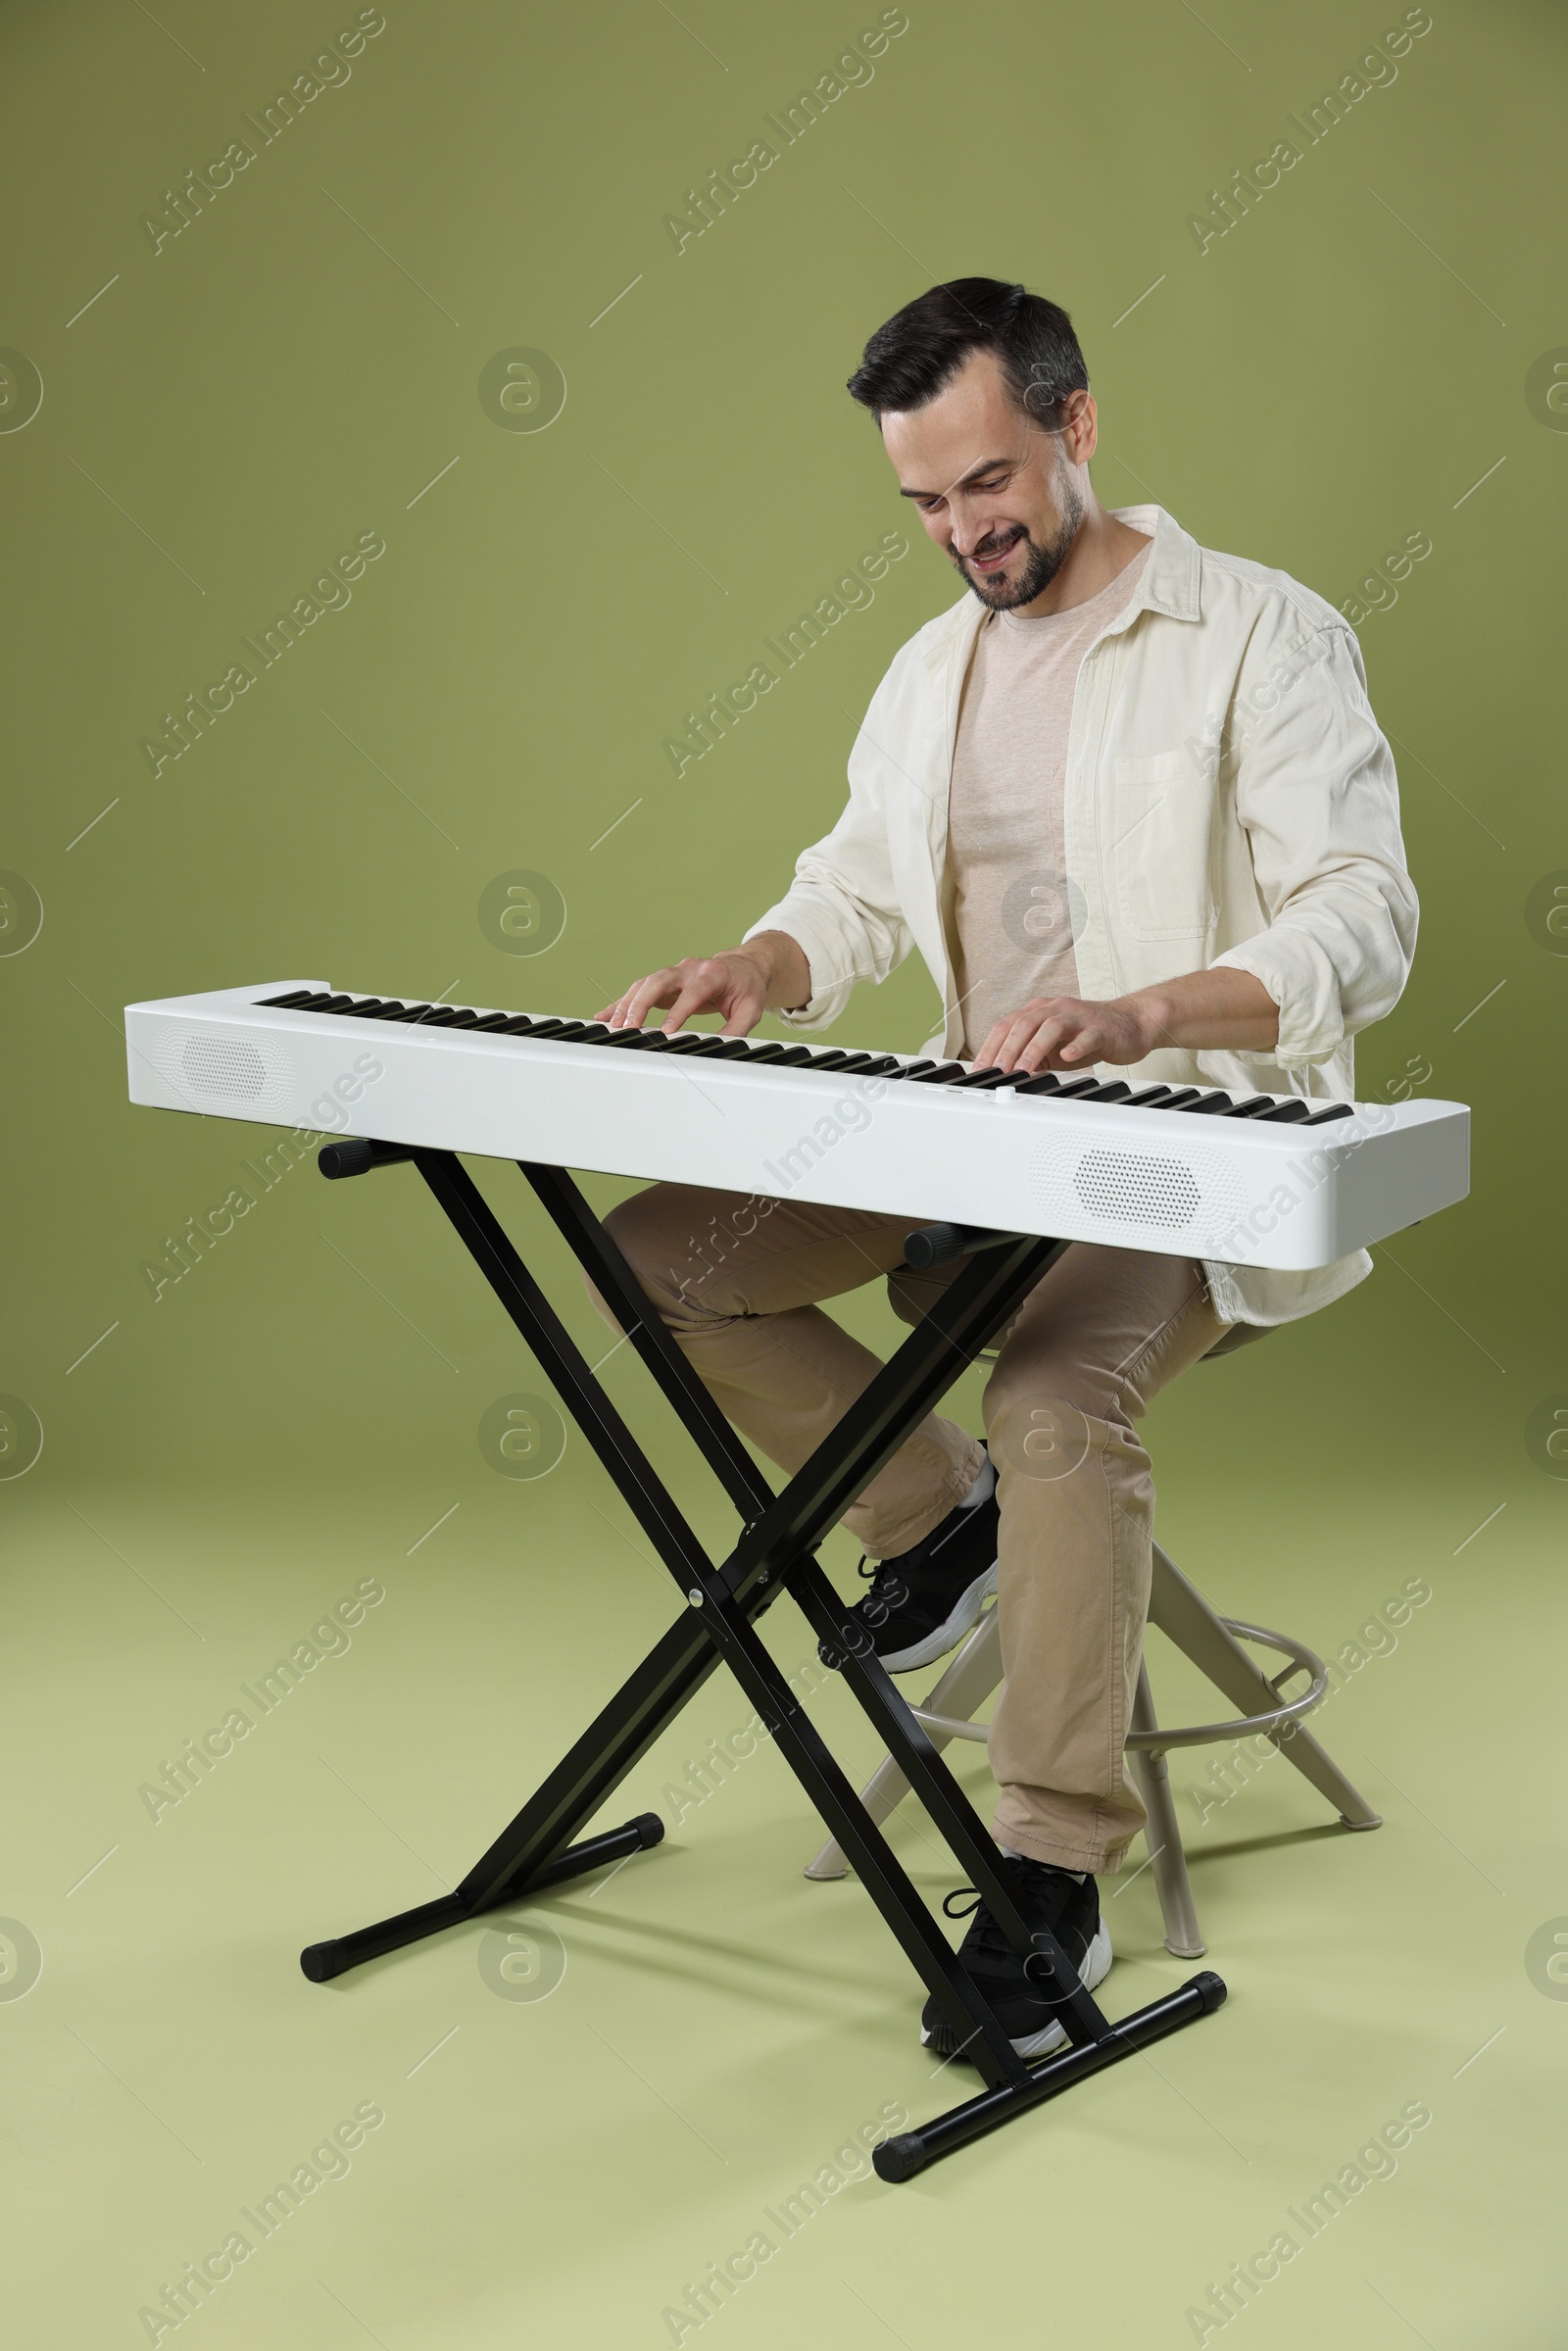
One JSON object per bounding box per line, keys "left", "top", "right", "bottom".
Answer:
{"left": 847, "top": 278, "right": 1089, "bottom": 426}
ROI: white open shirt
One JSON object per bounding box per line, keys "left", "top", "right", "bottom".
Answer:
{"left": 745, "top": 501, "right": 1419, "bottom": 1327}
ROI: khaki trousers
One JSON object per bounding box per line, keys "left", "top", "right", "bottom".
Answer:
{"left": 586, "top": 1185, "right": 1228, "bottom": 1875}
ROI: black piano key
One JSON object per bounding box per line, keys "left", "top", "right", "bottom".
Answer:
{"left": 599, "top": 1027, "right": 659, "bottom": 1048}
{"left": 1258, "top": 1100, "right": 1309, "bottom": 1123}
{"left": 906, "top": 1062, "right": 967, "bottom": 1084}
{"left": 1122, "top": 1085, "right": 1174, "bottom": 1105}
{"left": 315, "top": 994, "right": 363, "bottom": 1013}
{"left": 493, "top": 1014, "right": 541, "bottom": 1034}
{"left": 1052, "top": 1076, "right": 1102, "bottom": 1097}
{"left": 466, "top": 1012, "right": 512, "bottom": 1031}
{"left": 1221, "top": 1096, "right": 1276, "bottom": 1118}
{"left": 669, "top": 1035, "right": 749, "bottom": 1058}
{"left": 516, "top": 1015, "right": 567, "bottom": 1037}
{"left": 1077, "top": 1080, "right": 1133, "bottom": 1102}
{"left": 804, "top": 1049, "right": 852, "bottom": 1069}
{"left": 260, "top": 988, "right": 322, "bottom": 1008}
{"left": 418, "top": 1007, "right": 472, "bottom": 1027}
{"left": 1015, "top": 1071, "right": 1063, "bottom": 1096}
{"left": 1183, "top": 1091, "right": 1235, "bottom": 1115}
{"left": 953, "top": 1066, "right": 1013, "bottom": 1090}
{"left": 660, "top": 1033, "right": 710, "bottom": 1054}
{"left": 1301, "top": 1102, "right": 1353, "bottom": 1125}
{"left": 1147, "top": 1087, "right": 1203, "bottom": 1111}
{"left": 896, "top": 1060, "right": 937, "bottom": 1079}
{"left": 856, "top": 1054, "right": 903, "bottom": 1076}
{"left": 771, "top": 1046, "right": 817, "bottom": 1065}
{"left": 357, "top": 1001, "right": 415, "bottom": 1020}
{"left": 739, "top": 1041, "right": 789, "bottom": 1063}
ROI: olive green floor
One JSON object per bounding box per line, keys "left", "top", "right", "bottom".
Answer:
{"left": 6, "top": 1427, "right": 1563, "bottom": 2350}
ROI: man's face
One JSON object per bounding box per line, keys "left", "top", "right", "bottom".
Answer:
{"left": 879, "top": 349, "right": 1092, "bottom": 612}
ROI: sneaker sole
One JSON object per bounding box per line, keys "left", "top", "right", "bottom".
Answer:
{"left": 879, "top": 1561, "right": 998, "bottom": 1673}
{"left": 919, "top": 1919, "right": 1113, "bottom": 2062}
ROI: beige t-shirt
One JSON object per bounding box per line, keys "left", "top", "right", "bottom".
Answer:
{"left": 945, "top": 537, "right": 1152, "bottom": 1055}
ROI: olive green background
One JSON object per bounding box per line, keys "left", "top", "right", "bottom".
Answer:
{"left": 2, "top": 4, "right": 1565, "bottom": 2347}
{"left": 1, "top": 0, "right": 1563, "bottom": 1491}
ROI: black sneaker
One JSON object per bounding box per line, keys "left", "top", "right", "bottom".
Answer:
{"left": 920, "top": 1853, "right": 1112, "bottom": 2063}
{"left": 818, "top": 1462, "right": 999, "bottom": 1674}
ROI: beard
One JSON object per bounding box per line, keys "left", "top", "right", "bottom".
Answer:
{"left": 953, "top": 471, "right": 1086, "bottom": 612}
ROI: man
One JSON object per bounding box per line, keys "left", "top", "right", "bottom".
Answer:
{"left": 591, "top": 279, "right": 1416, "bottom": 2059}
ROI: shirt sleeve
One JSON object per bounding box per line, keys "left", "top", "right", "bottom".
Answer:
{"left": 1209, "top": 614, "right": 1418, "bottom": 1069}
{"left": 743, "top": 657, "right": 917, "bottom": 1029}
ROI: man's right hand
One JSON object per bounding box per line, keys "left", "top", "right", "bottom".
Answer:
{"left": 597, "top": 931, "right": 810, "bottom": 1035}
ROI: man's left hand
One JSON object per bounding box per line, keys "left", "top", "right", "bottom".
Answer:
{"left": 971, "top": 968, "right": 1281, "bottom": 1073}
{"left": 971, "top": 994, "right": 1161, "bottom": 1075}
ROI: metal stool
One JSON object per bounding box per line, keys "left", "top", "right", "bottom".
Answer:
{"left": 803, "top": 1290, "right": 1382, "bottom": 1956}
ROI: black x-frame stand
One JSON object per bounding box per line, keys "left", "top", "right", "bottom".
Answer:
{"left": 300, "top": 1144, "right": 1225, "bottom": 2178}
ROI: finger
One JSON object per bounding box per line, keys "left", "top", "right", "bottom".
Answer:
{"left": 621, "top": 970, "right": 684, "bottom": 1030}
{"left": 660, "top": 965, "right": 732, "bottom": 1032}
{"left": 994, "top": 1006, "right": 1056, "bottom": 1073}
{"left": 717, "top": 975, "right": 766, "bottom": 1037}
{"left": 970, "top": 1016, "right": 1010, "bottom": 1069}
{"left": 660, "top": 982, "right": 715, "bottom": 1033}
{"left": 722, "top": 988, "right": 765, "bottom": 1038}
{"left": 1055, "top": 1021, "right": 1102, "bottom": 1063}
{"left": 1015, "top": 1014, "right": 1080, "bottom": 1073}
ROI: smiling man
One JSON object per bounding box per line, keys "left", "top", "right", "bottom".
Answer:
{"left": 592, "top": 278, "right": 1417, "bottom": 2061}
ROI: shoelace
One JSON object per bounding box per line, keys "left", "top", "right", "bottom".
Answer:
{"left": 855, "top": 1554, "right": 911, "bottom": 1608}
{"left": 942, "top": 1865, "right": 1072, "bottom": 1968}
{"left": 941, "top": 1883, "right": 1015, "bottom": 1956}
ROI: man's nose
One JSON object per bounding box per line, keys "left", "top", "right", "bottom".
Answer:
{"left": 948, "top": 505, "right": 995, "bottom": 558}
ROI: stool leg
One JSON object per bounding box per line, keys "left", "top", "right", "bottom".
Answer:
{"left": 1149, "top": 1545, "right": 1382, "bottom": 1830}
{"left": 1128, "top": 1664, "right": 1206, "bottom": 1959}
{"left": 803, "top": 1609, "right": 1004, "bottom": 1879}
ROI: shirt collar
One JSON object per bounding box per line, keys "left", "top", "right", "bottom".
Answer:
{"left": 924, "top": 499, "right": 1200, "bottom": 675}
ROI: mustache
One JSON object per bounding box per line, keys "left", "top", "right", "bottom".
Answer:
{"left": 962, "top": 524, "right": 1027, "bottom": 564}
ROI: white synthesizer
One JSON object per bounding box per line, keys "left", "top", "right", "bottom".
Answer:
{"left": 124, "top": 982, "right": 1469, "bottom": 1271}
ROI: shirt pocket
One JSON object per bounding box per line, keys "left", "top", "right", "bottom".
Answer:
{"left": 1110, "top": 750, "right": 1215, "bottom": 942}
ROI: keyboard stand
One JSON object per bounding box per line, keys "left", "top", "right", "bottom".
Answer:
{"left": 299, "top": 1146, "right": 1226, "bottom": 2179}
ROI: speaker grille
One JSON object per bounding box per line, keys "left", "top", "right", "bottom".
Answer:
{"left": 1073, "top": 1150, "right": 1201, "bottom": 1228}
{"left": 1030, "top": 1138, "right": 1250, "bottom": 1249}
{"left": 182, "top": 1035, "right": 268, "bottom": 1099}
{"left": 148, "top": 1022, "right": 297, "bottom": 1117}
